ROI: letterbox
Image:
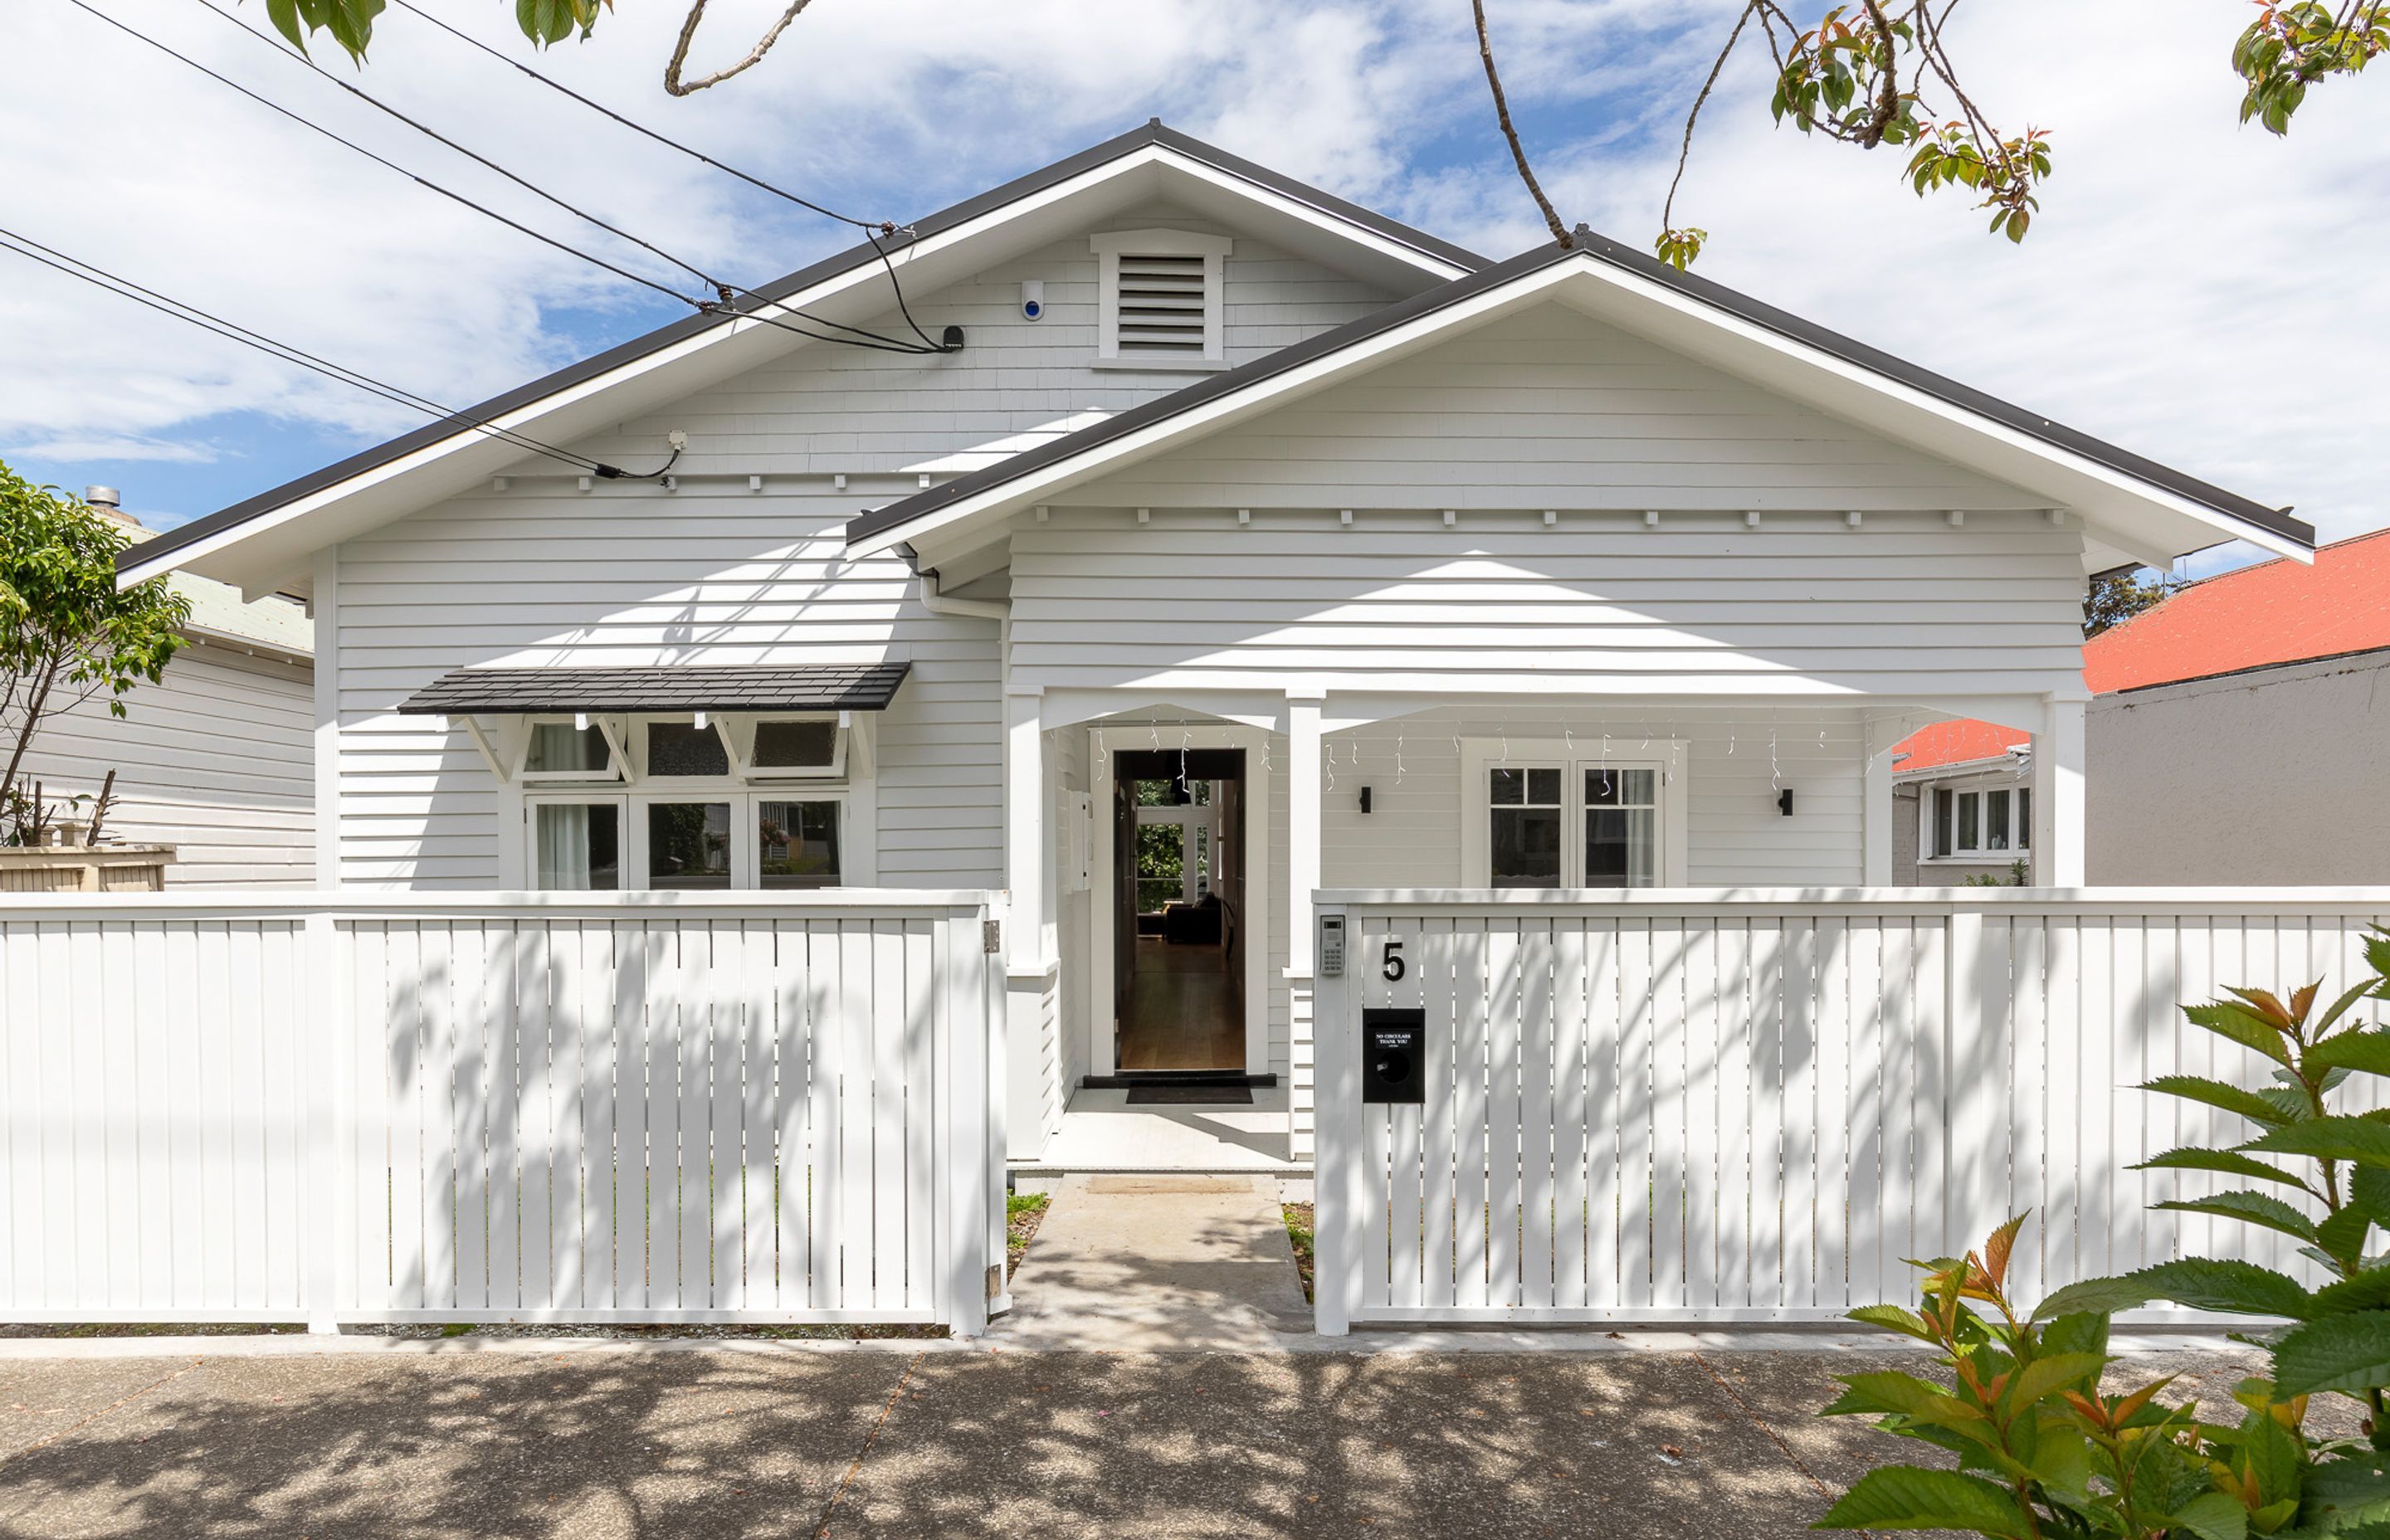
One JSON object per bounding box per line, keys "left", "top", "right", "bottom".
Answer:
{"left": 1361, "top": 1007, "right": 1426, "bottom": 1104}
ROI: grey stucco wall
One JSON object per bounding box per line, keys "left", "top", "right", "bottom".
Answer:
{"left": 2087, "top": 648, "right": 2390, "bottom": 885}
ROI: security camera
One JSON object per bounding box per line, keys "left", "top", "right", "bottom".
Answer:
{"left": 1020, "top": 280, "right": 1045, "bottom": 322}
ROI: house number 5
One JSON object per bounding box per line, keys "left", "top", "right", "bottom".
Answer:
{"left": 1381, "top": 941, "right": 1406, "bottom": 982}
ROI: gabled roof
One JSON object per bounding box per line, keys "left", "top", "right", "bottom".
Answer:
{"left": 847, "top": 224, "right": 2313, "bottom": 563}
{"left": 1895, "top": 719, "right": 2030, "bottom": 777}
{"left": 2084, "top": 527, "right": 2390, "bottom": 692}
{"left": 120, "top": 120, "right": 1483, "bottom": 592}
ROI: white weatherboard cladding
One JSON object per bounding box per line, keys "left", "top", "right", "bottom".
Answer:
{"left": 1045, "top": 304, "right": 2044, "bottom": 514}
{"left": 21, "top": 642, "right": 314, "bottom": 888}
{"left": 326, "top": 214, "right": 1396, "bottom": 889}
{"left": 1007, "top": 510, "right": 2089, "bottom": 699}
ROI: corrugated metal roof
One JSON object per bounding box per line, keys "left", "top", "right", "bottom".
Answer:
{"left": 395, "top": 664, "right": 910, "bottom": 715}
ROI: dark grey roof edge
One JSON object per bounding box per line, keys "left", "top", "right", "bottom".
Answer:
{"left": 1560, "top": 226, "right": 2310, "bottom": 548}
{"left": 394, "top": 662, "right": 911, "bottom": 714}
{"left": 846, "top": 238, "right": 1583, "bottom": 547}
{"left": 122, "top": 121, "right": 1487, "bottom": 578}
{"left": 850, "top": 224, "right": 2312, "bottom": 554}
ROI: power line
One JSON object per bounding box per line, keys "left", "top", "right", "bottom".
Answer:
{"left": 382, "top": 0, "right": 950, "bottom": 353}
{"left": 185, "top": 0, "right": 948, "bottom": 355}
{"left": 0, "top": 225, "right": 680, "bottom": 480}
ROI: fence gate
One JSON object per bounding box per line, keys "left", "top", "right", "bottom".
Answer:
{"left": 1310, "top": 890, "right": 2390, "bottom": 1333}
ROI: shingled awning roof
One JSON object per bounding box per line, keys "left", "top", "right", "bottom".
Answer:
{"left": 397, "top": 664, "right": 910, "bottom": 716}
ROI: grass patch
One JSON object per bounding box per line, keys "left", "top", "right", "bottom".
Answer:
{"left": 1007, "top": 1191, "right": 1051, "bottom": 1279}
{"left": 1282, "top": 1202, "right": 1314, "bottom": 1304}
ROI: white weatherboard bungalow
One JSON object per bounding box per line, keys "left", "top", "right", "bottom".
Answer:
{"left": 123, "top": 121, "right": 2318, "bottom": 1167}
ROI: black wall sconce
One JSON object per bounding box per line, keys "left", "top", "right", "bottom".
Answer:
{"left": 1778, "top": 787, "right": 1796, "bottom": 816}
{"left": 1359, "top": 786, "right": 1373, "bottom": 815}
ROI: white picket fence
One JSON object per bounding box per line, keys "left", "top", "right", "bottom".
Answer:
{"left": 0, "top": 891, "right": 1006, "bottom": 1333}
{"left": 1312, "top": 889, "right": 2390, "bottom": 1332}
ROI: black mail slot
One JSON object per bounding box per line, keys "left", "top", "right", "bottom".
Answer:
{"left": 1362, "top": 1007, "right": 1426, "bottom": 1104}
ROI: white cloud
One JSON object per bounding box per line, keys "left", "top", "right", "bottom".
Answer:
{"left": 1, "top": 0, "right": 2380, "bottom": 558}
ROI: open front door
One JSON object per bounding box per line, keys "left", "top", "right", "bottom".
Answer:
{"left": 1112, "top": 775, "right": 1136, "bottom": 1055}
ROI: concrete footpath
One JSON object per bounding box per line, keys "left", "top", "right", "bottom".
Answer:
{"left": 0, "top": 1175, "right": 2283, "bottom": 1537}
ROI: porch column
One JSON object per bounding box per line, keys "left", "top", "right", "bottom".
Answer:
{"left": 2032, "top": 696, "right": 2087, "bottom": 886}
{"left": 1004, "top": 686, "right": 1055, "bottom": 1161}
{"left": 1286, "top": 693, "right": 1324, "bottom": 972}
{"left": 1861, "top": 722, "right": 1895, "bottom": 886}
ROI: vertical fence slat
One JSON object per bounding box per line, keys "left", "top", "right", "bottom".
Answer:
{"left": 1453, "top": 918, "right": 1490, "bottom": 1311}
{"left": 1552, "top": 919, "right": 1591, "bottom": 1313}
{"left": 1421, "top": 915, "right": 1459, "bottom": 1312}
{"left": 1650, "top": 915, "right": 1687, "bottom": 1311}
{"left": 1387, "top": 914, "right": 1427, "bottom": 1313}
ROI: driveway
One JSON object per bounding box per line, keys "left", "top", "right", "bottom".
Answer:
{"left": 0, "top": 1338, "right": 2272, "bottom": 1538}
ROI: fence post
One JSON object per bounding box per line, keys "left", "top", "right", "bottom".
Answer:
{"left": 302, "top": 911, "right": 342, "bottom": 1334}
{"left": 1313, "top": 902, "right": 1357, "bottom": 1336}
{"left": 939, "top": 903, "right": 994, "bottom": 1338}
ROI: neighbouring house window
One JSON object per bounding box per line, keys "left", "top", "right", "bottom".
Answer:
{"left": 646, "top": 720, "right": 730, "bottom": 777}
{"left": 1090, "top": 229, "right": 1232, "bottom": 365}
{"left": 1932, "top": 785, "right": 2032, "bottom": 858}
{"left": 757, "top": 800, "right": 841, "bottom": 889}
{"left": 1489, "top": 767, "right": 1565, "bottom": 888}
{"left": 646, "top": 802, "right": 733, "bottom": 889}
{"left": 535, "top": 802, "right": 621, "bottom": 890}
{"left": 522, "top": 720, "right": 618, "bottom": 781}
{"left": 1583, "top": 767, "right": 1659, "bottom": 888}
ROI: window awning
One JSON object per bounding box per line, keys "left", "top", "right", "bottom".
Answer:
{"left": 396, "top": 663, "right": 911, "bottom": 716}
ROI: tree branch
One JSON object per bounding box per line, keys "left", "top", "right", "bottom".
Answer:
{"left": 664, "top": 0, "right": 816, "bottom": 97}
{"left": 1471, "top": 0, "right": 1569, "bottom": 246}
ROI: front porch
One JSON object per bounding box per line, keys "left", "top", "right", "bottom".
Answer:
{"left": 999, "top": 691, "right": 2091, "bottom": 1169}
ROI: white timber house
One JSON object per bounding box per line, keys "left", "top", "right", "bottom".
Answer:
{"left": 123, "top": 122, "right": 2318, "bottom": 1164}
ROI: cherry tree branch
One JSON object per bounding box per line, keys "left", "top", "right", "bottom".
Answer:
{"left": 664, "top": 0, "right": 817, "bottom": 97}
{"left": 1471, "top": 0, "right": 1569, "bottom": 246}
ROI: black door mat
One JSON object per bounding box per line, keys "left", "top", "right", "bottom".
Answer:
{"left": 1124, "top": 1084, "right": 1254, "bottom": 1106}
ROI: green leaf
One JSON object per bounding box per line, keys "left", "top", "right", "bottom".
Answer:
{"left": 2186, "top": 1001, "right": 2299, "bottom": 1067}
{"left": 2310, "top": 1029, "right": 2390, "bottom": 1075}
{"left": 2272, "top": 1313, "right": 2390, "bottom": 1396}
{"left": 1814, "top": 1465, "right": 2034, "bottom": 1536}
{"left": 2002, "top": 1352, "right": 2107, "bottom": 1411}
{"left": 2171, "top": 1490, "right": 2250, "bottom": 1540}
{"left": 2134, "top": 1147, "right": 2310, "bottom": 1189}
{"left": 2142, "top": 1075, "right": 2294, "bottom": 1128}
{"left": 1824, "top": 1371, "right": 1991, "bottom": 1431}
{"left": 2247, "top": 1117, "right": 2390, "bottom": 1167}
{"left": 2152, "top": 1191, "right": 2319, "bottom": 1244}
{"left": 2313, "top": 1266, "right": 2390, "bottom": 1317}
{"left": 2321, "top": 1203, "right": 2377, "bottom": 1265}
{"left": 2036, "top": 1259, "right": 2310, "bottom": 1322}
{"left": 1846, "top": 1303, "right": 1937, "bottom": 1342}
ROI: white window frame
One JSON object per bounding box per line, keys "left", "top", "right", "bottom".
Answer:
{"left": 1924, "top": 782, "right": 2032, "bottom": 861}
{"left": 1458, "top": 738, "right": 1690, "bottom": 888}
{"left": 524, "top": 787, "right": 854, "bottom": 892}
{"left": 734, "top": 712, "right": 851, "bottom": 781}
{"left": 1090, "top": 228, "right": 1232, "bottom": 368}
{"left": 515, "top": 715, "right": 631, "bottom": 784}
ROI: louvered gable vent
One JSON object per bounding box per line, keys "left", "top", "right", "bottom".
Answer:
{"left": 1090, "top": 228, "right": 1232, "bottom": 366}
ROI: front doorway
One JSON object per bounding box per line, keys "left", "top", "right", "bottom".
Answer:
{"left": 1110, "top": 748, "right": 1246, "bottom": 1071}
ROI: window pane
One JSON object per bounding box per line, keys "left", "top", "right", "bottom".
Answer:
{"left": 752, "top": 719, "right": 838, "bottom": 769}
{"left": 526, "top": 721, "right": 611, "bottom": 774}
{"left": 1491, "top": 807, "right": 1563, "bottom": 888}
{"left": 1527, "top": 767, "right": 1561, "bottom": 804}
{"left": 1934, "top": 788, "right": 1953, "bottom": 857}
{"left": 647, "top": 721, "right": 729, "bottom": 777}
{"left": 1586, "top": 807, "right": 1657, "bottom": 889}
{"left": 758, "top": 800, "right": 841, "bottom": 889}
{"left": 1958, "top": 792, "right": 1980, "bottom": 851}
{"left": 1135, "top": 824, "right": 1183, "bottom": 913}
{"left": 1585, "top": 767, "right": 1657, "bottom": 807}
{"left": 2017, "top": 787, "right": 2032, "bottom": 850}
{"left": 534, "top": 802, "right": 618, "bottom": 890}
{"left": 647, "top": 802, "right": 732, "bottom": 889}
{"left": 1490, "top": 768, "right": 1525, "bottom": 807}
{"left": 1987, "top": 791, "right": 2011, "bottom": 850}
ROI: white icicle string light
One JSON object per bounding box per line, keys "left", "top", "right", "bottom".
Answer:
{"left": 1324, "top": 736, "right": 1336, "bottom": 792}
{"left": 1395, "top": 732, "right": 1406, "bottom": 787}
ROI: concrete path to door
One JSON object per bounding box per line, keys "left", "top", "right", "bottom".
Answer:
{"left": 990, "top": 1173, "right": 1312, "bottom": 1351}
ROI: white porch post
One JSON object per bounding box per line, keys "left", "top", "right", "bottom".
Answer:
{"left": 1004, "top": 687, "right": 1054, "bottom": 1160}
{"left": 1862, "top": 720, "right": 1895, "bottom": 886}
{"left": 1286, "top": 692, "right": 1323, "bottom": 1157}
{"left": 2032, "top": 695, "right": 2087, "bottom": 886}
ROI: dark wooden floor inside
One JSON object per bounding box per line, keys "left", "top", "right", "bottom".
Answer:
{"left": 1118, "top": 936, "right": 1243, "bottom": 1070}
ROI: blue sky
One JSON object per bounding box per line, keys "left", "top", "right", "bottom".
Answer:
{"left": 3, "top": 0, "right": 2383, "bottom": 577}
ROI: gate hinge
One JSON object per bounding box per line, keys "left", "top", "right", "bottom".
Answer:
{"left": 983, "top": 919, "right": 1002, "bottom": 954}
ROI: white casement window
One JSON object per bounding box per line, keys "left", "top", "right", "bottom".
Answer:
{"left": 1090, "top": 228, "right": 1232, "bottom": 367}
{"left": 1930, "top": 784, "right": 2032, "bottom": 859}
{"left": 520, "top": 714, "right": 863, "bottom": 891}
{"left": 1460, "top": 739, "right": 1688, "bottom": 888}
